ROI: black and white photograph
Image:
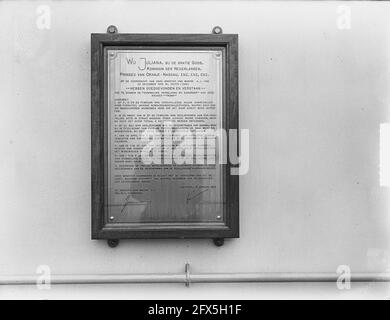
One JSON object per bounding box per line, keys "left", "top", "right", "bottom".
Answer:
{"left": 1, "top": 0, "right": 390, "bottom": 303}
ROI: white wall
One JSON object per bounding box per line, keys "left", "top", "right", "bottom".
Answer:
{"left": 1, "top": 0, "right": 390, "bottom": 298}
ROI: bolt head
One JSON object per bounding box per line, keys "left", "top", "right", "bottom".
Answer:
{"left": 107, "top": 25, "right": 118, "bottom": 34}
{"left": 213, "top": 26, "right": 223, "bottom": 34}
{"left": 107, "top": 239, "right": 119, "bottom": 248}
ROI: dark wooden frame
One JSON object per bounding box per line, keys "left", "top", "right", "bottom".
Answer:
{"left": 91, "top": 33, "right": 239, "bottom": 243}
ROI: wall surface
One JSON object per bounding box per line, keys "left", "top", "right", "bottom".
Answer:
{"left": 1, "top": 0, "right": 390, "bottom": 299}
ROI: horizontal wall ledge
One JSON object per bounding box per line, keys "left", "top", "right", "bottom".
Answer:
{"left": 1, "top": 272, "right": 389, "bottom": 286}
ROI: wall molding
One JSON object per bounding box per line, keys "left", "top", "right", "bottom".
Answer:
{"left": 1, "top": 271, "right": 389, "bottom": 286}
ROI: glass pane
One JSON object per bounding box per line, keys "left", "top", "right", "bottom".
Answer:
{"left": 106, "top": 49, "right": 225, "bottom": 224}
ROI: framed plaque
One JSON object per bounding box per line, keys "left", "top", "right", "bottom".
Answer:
{"left": 91, "top": 31, "right": 238, "bottom": 246}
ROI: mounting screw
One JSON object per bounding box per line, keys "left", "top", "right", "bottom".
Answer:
{"left": 216, "top": 215, "right": 222, "bottom": 220}
{"left": 212, "top": 26, "right": 223, "bottom": 34}
{"left": 107, "top": 25, "right": 118, "bottom": 34}
{"left": 109, "top": 216, "right": 115, "bottom": 221}
{"left": 107, "top": 239, "right": 119, "bottom": 248}
{"left": 213, "top": 238, "right": 224, "bottom": 247}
